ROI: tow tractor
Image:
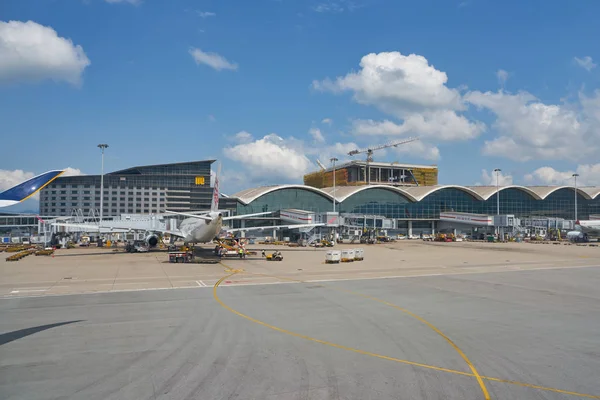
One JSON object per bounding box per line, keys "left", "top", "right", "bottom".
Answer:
{"left": 168, "top": 246, "right": 194, "bottom": 263}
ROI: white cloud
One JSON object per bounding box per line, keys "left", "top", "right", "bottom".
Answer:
{"left": 524, "top": 164, "right": 600, "bottom": 186}
{"left": 0, "top": 20, "right": 91, "bottom": 86}
{"left": 574, "top": 56, "right": 597, "bottom": 72}
{"left": 478, "top": 169, "right": 513, "bottom": 186}
{"left": 105, "top": 0, "right": 141, "bottom": 4}
{"left": 465, "top": 89, "right": 600, "bottom": 162}
{"left": 352, "top": 112, "right": 485, "bottom": 141}
{"left": 224, "top": 134, "right": 312, "bottom": 182}
{"left": 62, "top": 167, "right": 84, "bottom": 177}
{"left": 309, "top": 127, "right": 325, "bottom": 143}
{"left": 496, "top": 69, "right": 509, "bottom": 85}
{"left": 313, "top": 51, "right": 464, "bottom": 115}
{"left": 189, "top": 47, "right": 238, "bottom": 71}
{"left": 313, "top": 51, "right": 484, "bottom": 148}
{"left": 234, "top": 131, "right": 253, "bottom": 143}
{"left": 321, "top": 118, "right": 333, "bottom": 125}
{"left": 197, "top": 11, "right": 216, "bottom": 18}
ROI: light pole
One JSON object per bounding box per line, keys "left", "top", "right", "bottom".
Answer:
{"left": 573, "top": 173, "right": 579, "bottom": 222}
{"left": 494, "top": 168, "right": 501, "bottom": 236}
{"left": 98, "top": 144, "right": 109, "bottom": 222}
{"left": 330, "top": 157, "right": 338, "bottom": 213}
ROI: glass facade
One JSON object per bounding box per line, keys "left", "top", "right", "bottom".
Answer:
{"left": 235, "top": 186, "right": 600, "bottom": 221}
{"left": 237, "top": 188, "right": 334, "bottom": 215}
{"left": 39, "top": 160, "right": 219, "bottom": 216}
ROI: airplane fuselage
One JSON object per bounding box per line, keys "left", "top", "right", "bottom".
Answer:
{"left": 179, "top": 212, "right": 223, "bottom": 244}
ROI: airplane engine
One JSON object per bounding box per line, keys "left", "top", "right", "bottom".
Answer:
{"left": 145, "top": 234, "right": 159, "bottom": 247}
{"left": 567, "top": 230, "right": 587, "bottom": 243}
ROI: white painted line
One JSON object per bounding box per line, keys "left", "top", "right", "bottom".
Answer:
{"left": 196, "top": 280, "right": 207, "bottom": 287}
{"left": 2, "top": 264, "right": 599, "bottom": 299}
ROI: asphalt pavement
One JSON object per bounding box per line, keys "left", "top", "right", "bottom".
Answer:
{"left": 1, "top": 265, "right": 599, "bottom": 400}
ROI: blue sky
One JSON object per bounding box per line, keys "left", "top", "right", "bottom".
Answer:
{"left": 1, "top": 0, "right": 600, "bottom": 212}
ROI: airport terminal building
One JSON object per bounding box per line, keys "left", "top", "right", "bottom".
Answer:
{"left": 228, "top": 184, "right": 600, "bottom": 235}
{"left": 3, "top": 159, "right": 598, "bottom": 240}
{"left": 39, "top": 160, "right": 237, "bottom": 217}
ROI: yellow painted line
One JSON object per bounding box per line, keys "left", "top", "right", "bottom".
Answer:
{"left": 246, "top": 272, "right": 487, "bottom": 399}
{"left": 214, "top": 269, "right": 600, "bottom": 399}
{"left": 335, "top": 287, "right": 490, "bottom": 399}
{"left": 213, "top": 273, "right": 475, "bottom": 377}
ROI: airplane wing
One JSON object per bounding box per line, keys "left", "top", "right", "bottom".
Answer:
{"left": 51, "top": 222, "right": 186, "bottom": 238}
{"left": 0, "top": 170, "right": 64, "bottom": 208}
{"left": 226, "top": 223, "right": 324, "bottom": 233}
{"left": 164, "top": 210, "right": 213, "bottom": 221}
{"left": 222, "top": 212, "right": 272, "bottom": 221}
{"left": 51, "top": 222, "right": 131, "bottom": 233}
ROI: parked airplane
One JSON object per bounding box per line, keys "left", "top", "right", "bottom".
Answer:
{"left": 51, "top": 168, "right": 323, "bottom": 246}
{"left": 0, "top": 170, "right": 64, "bottom": 208}
{"left": 567, "top": 219, "right": 600, "bottom": 242}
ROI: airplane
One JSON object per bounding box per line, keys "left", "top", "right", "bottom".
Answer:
{"left": 567, "top": 219, "right": 600, "bottom": 242}
{"left": 0, "top": 170, "right": 64, "bottom": 208}
{"left": 51, "top": 166, "right": 324, "bottom": 247}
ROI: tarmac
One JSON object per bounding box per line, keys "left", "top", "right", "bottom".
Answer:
{"left": 1, "top": 241, "right": 600, "bottom": 399}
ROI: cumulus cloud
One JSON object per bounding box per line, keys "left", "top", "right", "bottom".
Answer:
{"left": 496, "top": 69, "right": 509, "bottom": 85}
{"left": 524, "top": 164, "right": 600, "bottom": 186}
{"left": 309, "top": 127, "right": 325, "bottom": 143}
{"left": 352, "top": 112, "right": 485, "bottom": 141}
{"left": 465, "top": 89, "right": 600, "bottom": 162}
{"left": 224, "top": 134, "right": 312, "bottom": 182}
{"left": 189, "top": 47, "right": 238, "bottom": 71}
{"left": 321, "top": 118, "right": 333, "bottom": 125}
{"left": 574, "top": 56, "right": 597, "bottom": 72}
{"left": 313, "top": 51, "right": 484, "bottom": 145}
{"left": 313, "top": 51, "right": 464, "bottom": 114}
{"left": 478, "top": 169, "right": 513, "bottom": 186}
{"left": 197, "top": 11, "right": 216, "bottom": 18}
{"left": 62, "top": 167, "right": 84, "bottom": 177}
{"left": 0, "top": 20, "right": 91, "bottom": 86}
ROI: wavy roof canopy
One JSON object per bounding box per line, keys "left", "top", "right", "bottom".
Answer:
{"left": 231, "top": 184, "right": 334, "bottom": 205}
{"left": 230, "top": 184, "right": 600, "bottom": 204}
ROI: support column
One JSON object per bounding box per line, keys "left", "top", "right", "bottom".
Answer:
{"left": 272, "top": 220, "right": 277, "bottom": 240}
{"left": 431, "top": 221, "right": 435, "bottom": 235}
{"left": 408, "top": 220, "right": 413, "bottom": 238}
{"left": 240, "top": 219, "right": 246, "bottom": 238}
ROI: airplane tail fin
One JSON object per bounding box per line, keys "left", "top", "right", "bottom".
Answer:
{"left": 210, "top": 163, "right": 221, "bottom": 212}
{"left": 0, "top": 170, "right": 64, "bottom": 208}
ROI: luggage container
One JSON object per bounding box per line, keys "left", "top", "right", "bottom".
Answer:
{"left": 341, "top": 249, "right": 355, "bottom": 262}
{"left": 354, "top": 248, "right": 364, "bottom": 261}
{"left": 325, "top": 250, "right": 341, "bottom": 263}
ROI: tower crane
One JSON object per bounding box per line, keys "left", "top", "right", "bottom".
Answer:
{"left": 347, "top": 137, "right": 419, "bottom": 184}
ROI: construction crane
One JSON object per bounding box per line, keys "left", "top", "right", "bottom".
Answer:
{"left": 347, "top": 137, "right": 419, "bottom": 185}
